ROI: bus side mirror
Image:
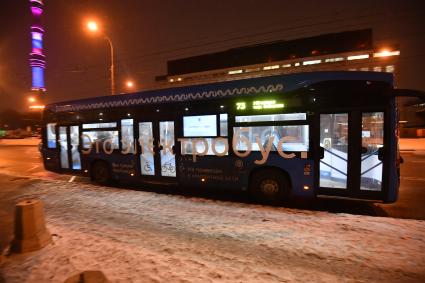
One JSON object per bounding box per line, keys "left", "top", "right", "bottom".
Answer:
{"left": 378, "top": 147, "right": 384, "bottom": 161}
{"left": 319, "top": 146, "right": 325, "bottom": 159}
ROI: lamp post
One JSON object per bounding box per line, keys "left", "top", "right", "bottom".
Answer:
{"left": 104, "top": 35, "right": 115, "bottom": 96}
{"left": 86, "top": 21, "right": 115, "bottom": 95}
{"left": 27, "top": 95, "right": 44, "bottom": 108}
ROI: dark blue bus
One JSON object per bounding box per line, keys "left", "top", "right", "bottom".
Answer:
{"left": 41, "top": 71, "right": 419, "bottom": 203}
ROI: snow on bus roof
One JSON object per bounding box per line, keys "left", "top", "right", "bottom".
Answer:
{"left": 46, "top": 71, "right": 393, "bottom": 113}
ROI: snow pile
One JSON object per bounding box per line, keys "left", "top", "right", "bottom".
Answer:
{"left": 1, "top": 180, "right": 425, "bottom": 282}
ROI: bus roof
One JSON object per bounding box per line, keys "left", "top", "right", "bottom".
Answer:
{"left": 46, "top": 71, "right": 393, "bottom": 113}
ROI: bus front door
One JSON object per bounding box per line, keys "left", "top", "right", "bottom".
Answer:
{"left": 58, "top": 125, "right": 81, "bottom": 171}
{"left": 138, "top": 120, "right": 177, "bottom": 181}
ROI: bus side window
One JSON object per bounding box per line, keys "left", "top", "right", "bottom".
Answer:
{"left": 233, "top": 125, "right": 309, "bottom": 152}
{"left": 182, "top": 114, "right": 228, "bottom": 156}
{"left": 47, "top": 123, "right": 57, "bottom": 148}
{"left": 121, "top": 119, "right": 134, "bottom": 153}
{"left": 220, "top": 114, "right": 228, "bottom": 136}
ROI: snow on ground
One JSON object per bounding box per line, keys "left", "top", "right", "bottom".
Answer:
{"left": 1, "top": 180, "right": 425, "bottom": 282}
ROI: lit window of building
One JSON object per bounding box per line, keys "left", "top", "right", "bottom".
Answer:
{"left": 228, "top": 69, "right": 243, "bottom": 75}
{"left": 347, "top": 54, "right": 370, "bottom": 60}
{"left": 245, "top": 68, "right": 260, "bottom": 73}
{"left": 325, "top": 57, "right": 344, "bottom": 63}
{"left": 373, "top": 50, "right": 400, "bottom": 58}
{"left": 385, "top": 65, "right": 394, "bottom": 73}
{"left": 303, "top": 60, "right": 321, "bottom": 65}
{"left": 373, "top": 66, "right": 382, "bottom": 72}
{"left": 263, "top": 65, "right": 280, "bottom": 70}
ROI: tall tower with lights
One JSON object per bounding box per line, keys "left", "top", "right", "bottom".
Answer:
{"left": 29, "top": 0, "right": 46, "bottom": 107}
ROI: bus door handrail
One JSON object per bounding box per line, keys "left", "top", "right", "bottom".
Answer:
{"left": 361, "top": 161, "right": 383, "bottom": 176}
{"left": 323, "top": 147, "right": 348, "bottom": 162}
{"left": 361, "top": 149, "right": 379, "bottom": 162}
{"left": 319, "top": 160, "right": 347, "bottom": 176}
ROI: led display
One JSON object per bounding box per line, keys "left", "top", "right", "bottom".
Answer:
{"left": 183, "top": 115, "right": 217, "bottom": 137}
{"left": 32, "top": 67, "right": 45, "bottom": 88}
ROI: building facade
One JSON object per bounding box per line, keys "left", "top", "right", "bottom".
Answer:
{"left": 156, "top": 30, "right": 399, "bottom": 87}
{"left": 155, "top": 29, "right": 425, "bottom": 136}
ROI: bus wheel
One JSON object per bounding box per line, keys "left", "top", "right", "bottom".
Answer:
{"left": 91, "top": 161, "right": 111, "bottom": 185}
{"left": 250, "top": 169, "right": 290, "bottom": 204}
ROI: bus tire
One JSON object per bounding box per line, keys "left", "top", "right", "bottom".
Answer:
{"left": 249, "top": 168, "right": 290, "bottom": 204}
{"left": 91, "top": 161, "right": 111, "bottom": 185}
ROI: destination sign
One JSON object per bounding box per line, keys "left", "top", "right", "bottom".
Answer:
{"left": 236, "top": 100, "right": 284, "bottom": 110}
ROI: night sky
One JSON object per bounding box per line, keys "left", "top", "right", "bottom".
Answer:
{"left": 0, "top": 0, "right": 424, "bottom": 111}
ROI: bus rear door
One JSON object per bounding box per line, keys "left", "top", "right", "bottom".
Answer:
{"left": 315, "top": 111, "right": 385, "bottom": 200}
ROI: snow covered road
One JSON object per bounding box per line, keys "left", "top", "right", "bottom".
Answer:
{"left": 1, "top": 179, "right": 425, "bottom": 282}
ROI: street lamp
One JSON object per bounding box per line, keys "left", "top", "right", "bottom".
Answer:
{"left": 87, "top": 21, "right": 98, "bottom": 32}
{"left": 86, "top": 20, "right": 115, "bottom": 95}
{"left": 125, "top": 80, "right": 134, "bottom": 89}
{"left": 27, "top": 96, "right": 44, "bottom": 111}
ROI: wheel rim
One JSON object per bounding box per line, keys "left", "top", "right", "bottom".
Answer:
{"left": 260, "top": 179, "right": 279, "bottom": 196}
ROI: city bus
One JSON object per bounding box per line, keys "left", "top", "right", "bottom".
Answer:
{"left": 41, "top": 71, "right": 420, "bottom": 203}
